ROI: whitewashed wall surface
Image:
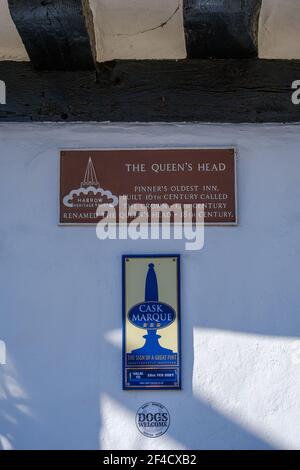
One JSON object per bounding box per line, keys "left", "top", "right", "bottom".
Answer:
{"left": 0, "top": 123, "right": 300, "bottom": 450}
{"left": 1, "top": 0, "right": 300, "bottom": 61}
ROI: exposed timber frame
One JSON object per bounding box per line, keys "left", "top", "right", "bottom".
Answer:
{"left": 183, "top": 0, "right": 262, "bottom": 59}
{"left": 7, "top": 0, "right": 96, "bottom": 70}
{"left": 0, "top": 59, "right": 300, "bottom": 123}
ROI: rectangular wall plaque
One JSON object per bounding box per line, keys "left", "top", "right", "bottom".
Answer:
{"left": 60, "top": 148, "right": 237, "bottom": 225}
{"left": 123, "top": 255, "right": 181, "bottom": 390}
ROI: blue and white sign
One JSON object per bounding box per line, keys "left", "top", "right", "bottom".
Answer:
{"left": 122, "top": 255, "right": 181, "bottom": 390}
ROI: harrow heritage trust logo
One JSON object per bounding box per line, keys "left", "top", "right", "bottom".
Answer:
{"left": 0, "top": 80, "right": 6, "bottom": 104}
{"left": 136, "top": 402, "right": 170, "bottom": 438}
{"left": 62, "top": 157, "right": 118, "bottom": 209}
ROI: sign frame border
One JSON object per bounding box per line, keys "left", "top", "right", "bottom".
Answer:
{"left": 122, "top": 254, "right": 181, "bottom": 391}
{"left": 58, "top": 147, "right": 238, "bottom": 226}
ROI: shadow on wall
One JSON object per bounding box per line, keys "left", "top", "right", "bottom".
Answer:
{"left": 1, "top": 240, "right": 297, "bottom": 450}
{"left": 2, "top": 234, "right": 297, "bottom": 449}
{"left": 100, "top": 294, "right": 272, "bottom": 450}
{"left": 0, "top": 291, "right": 276, "bottom": 451}
{"left": 1, "top": 229, "right": 296, "bottom": 449}
{"left": 100, "top": 338, "right": 275, "bottom": 450}
{"left": 1, "top": 235, "right": 289, "bottom": 450}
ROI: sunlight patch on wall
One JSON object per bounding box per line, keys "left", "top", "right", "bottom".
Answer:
{"left": 104, "top": 329, "right": 122, "bottom": 350}
{"left": 192, "top": 328, "right": 300, "bottom": 450}
{"left": 0, "top": 434, "right": 13, "bottom": 450}
{"left": 0, "top": 353, "right": 32, "bottom": 450}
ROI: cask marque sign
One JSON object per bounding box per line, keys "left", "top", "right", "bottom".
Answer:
{"left": 123, "top": 255, "right": 181, "bottom": 390}
{"left": 59, "top": 148, "right": 237, "bottom": 225}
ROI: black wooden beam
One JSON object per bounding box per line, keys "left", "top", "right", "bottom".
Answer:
{"left": 0, "top": 59, "right": 300, "bottom": 123}
{"left": 184, "top": 0, "right": 262, "bottom": 58}
{"left": 7, "top": 0, "right": 96, "bottom": 70}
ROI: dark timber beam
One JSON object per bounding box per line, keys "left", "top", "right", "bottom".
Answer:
{"left": 0, "top": 60, "right": 300, "bottom": 123}
{"left": 184, "top": 0, "right": 262, "bottom": 58}
{"left": 8, "top": 0, "right": 96, "bottom": 70}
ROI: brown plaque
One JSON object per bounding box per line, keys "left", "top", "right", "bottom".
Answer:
{"left": 59, "top": 148, "right": 237, "bottom": 225}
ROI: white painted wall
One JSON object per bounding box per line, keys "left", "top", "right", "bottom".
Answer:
{"left": 90, "top": 0, "right": 186, "bottom": 62}
{"left": 258, "top": 0, "right": 300, "bottom": 59}
{"left": 90, "top": 0, "right": 300, "bottom": 61}
{"left": 0, "top": 0, "right": 29, "bottom": 61}
{"left": 0, "top": 123, "right": 300, "bottom": 450}
{"left": 1, "top": 0, "right": 300, "bottom": 61}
